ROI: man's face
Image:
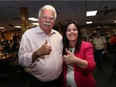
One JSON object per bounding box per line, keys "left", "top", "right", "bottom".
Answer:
{"left": 39, "top": 9, "right": 55, "bottom": 34}
{"left": 96, "top": 31, "right": 101, "bottom": 38}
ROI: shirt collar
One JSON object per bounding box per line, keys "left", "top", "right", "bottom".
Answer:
{"left": 35, "top": 26, "right": 56, "bottom": 35}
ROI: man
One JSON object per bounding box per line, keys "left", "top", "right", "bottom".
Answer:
{"left": 93, "top": 29, "right": 107, "bottom": 70}
{"left": 18, "top": 5, "right": 63, "bottom": 87}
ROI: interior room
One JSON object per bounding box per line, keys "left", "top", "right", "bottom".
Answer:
{"left": 0, "top": 0, "right": 116, "bottom": 87}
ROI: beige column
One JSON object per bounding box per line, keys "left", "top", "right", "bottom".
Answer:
{"left": 20, "top": 7, "right": 29, "bottom": 33}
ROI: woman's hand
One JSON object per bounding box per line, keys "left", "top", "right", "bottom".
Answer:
{"left": 63, "top": 48, "right": 76, "bottom": 64}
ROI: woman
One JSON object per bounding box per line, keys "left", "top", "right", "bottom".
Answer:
{"left": 62, "top": 21, "right": 96, "bottom": 87}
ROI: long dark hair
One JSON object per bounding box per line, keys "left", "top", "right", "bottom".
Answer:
{"left": 62, "top": 21, "right": 83, "bottom": 55}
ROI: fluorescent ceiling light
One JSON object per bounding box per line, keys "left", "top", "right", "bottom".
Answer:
{"left": 14, "top": 26, "right": 22, "bottom": 28}
{"left": 114, "top": 21, "right": 116, "bottom": 23}
{"left": 86, "top": 10, "right": 97, "bottom": 16}
{"left": 32, "top": 23, "right": 39, "bottom": 26}
{"left": 86, "top": 21, "right": 92, "bottom": 24}
{"left": 0, "top": 27, "right": 4, "bottom": 29}
{"left": 28, "top": 17, "right": 38, "bottom": 21}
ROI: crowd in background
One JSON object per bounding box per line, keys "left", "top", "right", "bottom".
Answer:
{"left": 0, "top": 33, "right": 20, "bottom": 56}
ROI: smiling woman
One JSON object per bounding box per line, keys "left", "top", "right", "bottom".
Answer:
{"left": 62, "top": 21, "right": 96, "bottom": 87}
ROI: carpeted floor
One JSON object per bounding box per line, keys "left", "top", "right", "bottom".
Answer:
{"left": 93, "top": 52, "right": 116, "bottom": 87}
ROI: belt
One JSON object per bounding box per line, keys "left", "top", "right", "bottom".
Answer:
{"left": 26, "top": 73, "right": 62, "bottom": 87}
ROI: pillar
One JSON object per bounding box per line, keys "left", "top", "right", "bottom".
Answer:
{"left": 20, "top": 7, "right": 29, "bottom": 33}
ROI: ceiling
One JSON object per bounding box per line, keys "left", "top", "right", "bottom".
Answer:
{"left": 0, "top": 0, "right": 116, "bottom": 30}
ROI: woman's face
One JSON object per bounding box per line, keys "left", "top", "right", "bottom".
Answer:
{"left": 66, "top": 23, "right": 78, "bottom": 42}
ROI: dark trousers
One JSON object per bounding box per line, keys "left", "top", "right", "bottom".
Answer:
{"left": 94, "top": 49, "right": 104, "bottom": 69}
{"left": 27, "top": 74, "right": 62, "bottom": 87}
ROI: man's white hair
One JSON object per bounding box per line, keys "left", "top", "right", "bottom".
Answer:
{"left": 38, "top": 5, "right": 57, "bottom": 21}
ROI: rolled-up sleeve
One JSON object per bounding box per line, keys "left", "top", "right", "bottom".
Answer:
{"left": 18, "top": 32, "right": 33, "bottom": 67}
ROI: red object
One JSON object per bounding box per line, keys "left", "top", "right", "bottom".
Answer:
{"left": 63, "top": 41, "right": 96, "bottom": 87}
{"left": 109, "top": 35, "right": 116, "bottom": 45}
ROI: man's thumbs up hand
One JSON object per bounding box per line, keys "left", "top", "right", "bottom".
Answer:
{"left": 37, "top": 40, "right": 52, "bottom": 56}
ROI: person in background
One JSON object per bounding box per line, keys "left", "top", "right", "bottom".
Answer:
{"left": 88, "top": 36, "right": 93, "bottom": 43}
{"left": 18, "top": 5, "right": 63, "bottom": 87}
{"left": 4, "top": 40, "right": 11, "bottom": 53}
{"left": 0, "top": 42, "right": 4, "bottom": 54}
{"left": 109, "top": 34, "right": 116, "bottom": 53}
{"left": 62, "top": 21, "right": 96, "bottom": 87}
{"left": 109, "top": 34, "right": 116, "bottom": 45}
{"left": 93, "top": 29, "right": 107, "bottom": 70}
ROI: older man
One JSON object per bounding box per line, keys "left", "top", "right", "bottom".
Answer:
{"left": 18, "top": 5, "right": 63, "bottom": 87}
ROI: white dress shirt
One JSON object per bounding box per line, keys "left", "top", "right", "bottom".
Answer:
{"left": 18, "top": 26, "right": 63, "bottom": 82}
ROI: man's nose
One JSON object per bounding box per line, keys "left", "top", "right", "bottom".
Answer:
{"left": 46, "top": 17, "right": 51, "bottom": 22}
